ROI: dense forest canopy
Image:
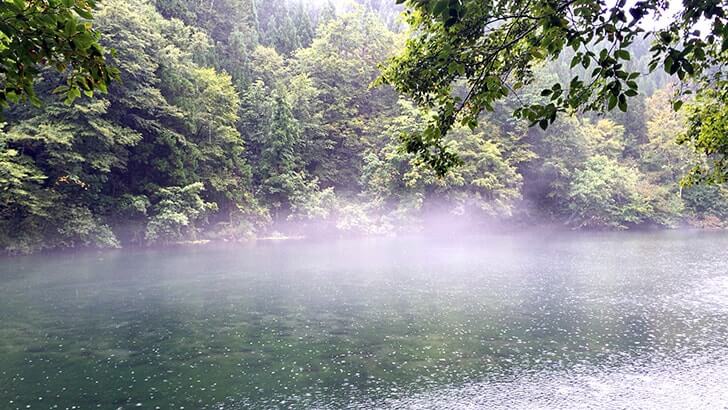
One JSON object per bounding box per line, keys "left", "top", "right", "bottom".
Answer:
{"left": 0, "top": 0, "right": 726, "bottom": 254}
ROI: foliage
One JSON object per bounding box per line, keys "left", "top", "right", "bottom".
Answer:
{"left": 289, "top": 184, "right": 337, "bottom": 225}
{"left": 381, "top": 0, "right": 728, "bottom": 178}
{"left": 0, "top": 0, "right": 726, "bottom": 254}
{"left": 359, "top": 101, "right": 528, "bottom": 231}
{"left": 680, "top": 85, "right": 728, "bottom": 184}
{"left": 567, "top": 155, "right": 651, "bottom": 229}
{"left": 293, "top": 7, "right": 400, "bottom": 189}
{"left": 0, "top": 97, "right": 138, "bottom": 252}
{"left": 682, "top": 184, "right": 728, "bottom": 222}
{"left": 0, "top": 0, "right": 118, "bottom": 109}
{"left": 145, "top": 183, "right": 217, "bottom": 244}
{"left": 241, "top": 79, "right": 307, "bottom": 220}
{"left": 641, "top": 88, "right": 694, "bottom": 184}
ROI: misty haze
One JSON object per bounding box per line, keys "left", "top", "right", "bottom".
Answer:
{"left": 1, "top": 0, "right": 727, "bottom": 409}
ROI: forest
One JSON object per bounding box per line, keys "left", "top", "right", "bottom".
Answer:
{"left": 1, "top": 0, "right": 727, "bottom": 254}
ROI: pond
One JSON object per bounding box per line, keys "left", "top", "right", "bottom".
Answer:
{"left": 1, "top": 231, "right": 727, "bottom": 409}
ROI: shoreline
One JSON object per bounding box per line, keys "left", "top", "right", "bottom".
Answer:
{"left": 2, "top": 223, "right": 726, "bottom": 258}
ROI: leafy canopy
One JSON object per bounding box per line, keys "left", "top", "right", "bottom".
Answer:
{"left": 0, "top": 0, "right": 118, "bottom": 109}
{"left": 380, "top": 0, "right": 727, "bottom": 178}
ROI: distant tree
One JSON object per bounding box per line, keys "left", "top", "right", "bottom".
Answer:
{"left": 641, "top": 88, "right": 694, "bottom": 184}
{"left": 361, "top": 101, "right": 527, "bottom": 225}
{"left": 317, "top": 1, "right": 337, "bottom": 24}
{"left": 291, "top": 1, "right": 315, "bottom": 48}
{"left": 568, "top": 155, "right": 651, "bottom": 229}
{"left": 145, "top": 182, "right": 217, "bottom": 244}
{"left": 680, "top": 87, "right": 728, "bottom": 184}
{"left": 0, "top": 0, "right": 262, "bottom": 252}
{"left": 154, "top": 0, "right": 259, "bottom": 85}
{"left": 521, "top": 117, "right": 595, "bottom": 214}
{"left": 2, "top": 0, "right": 727, "bottom": 254}
{"left": 353, "top": 0, "right": 405, "bottom": 31}
{"left": 242, "top": 83, "right": 309, "bottom": 220}
{"left": 256, "top": 0, "right": 301, "bottom": 54}
{"left": 293, "top": 7, "right": 400, "bottom": 189}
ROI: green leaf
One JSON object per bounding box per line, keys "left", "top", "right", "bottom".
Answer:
{"left": 74, "top": 7, "right": 94, "bottom": 20}
{"left": 433, "top": 0, "right": 448, "bottom": 17}
{"left": 64, "top": 19, "right": 77, "bottom": 37}
{"left": 73, "top": 33, "right": 94, "bottom": 50}
{"left": 581, "top": 55, "right": 590, "bottom": 68}
{"left": 570, "top": 55, "right": 580, "bottom": 68}
{"left": 618, "top": 94, "right": 627, "bottom": 112}
{"left": 29, "top": 94, "right": 42, "bottom": 107}
{"left": 608, "top": 94, "right": 617, "bottom": 110}
{"left": 51, "top": 85, "right": 69, "bottom": 95}
{"left": 447, "top": 62, "right": 464, "bottom": 76}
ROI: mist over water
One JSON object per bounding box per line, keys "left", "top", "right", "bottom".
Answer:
{"left": 1, "top": 230, "right": 727, "bottom": 408}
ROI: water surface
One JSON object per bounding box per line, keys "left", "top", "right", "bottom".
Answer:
{"left": 1, "top": 231, "right": 727, "bottom": 408}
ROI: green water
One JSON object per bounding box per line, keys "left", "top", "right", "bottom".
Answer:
{"left": 1, "top": 231, "right": 727, "bottom": 409}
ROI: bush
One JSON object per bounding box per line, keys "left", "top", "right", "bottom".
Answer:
{"left": 567, "top": 155, "right": 652, "bottom": 229}
{"left": 145, "top": 183, "right": 217, "bottom": 244}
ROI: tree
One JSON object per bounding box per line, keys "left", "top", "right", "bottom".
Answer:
{"left": 567, "top": 155, "right": 651, "bottom": 229}
{"left": 640, "top": 87, "right": 728, "bottom": 223}
{"left": 291, "top": 1, "right": 315, "bottom": 48}
{"left": 0, "top": 0, "right": 264, "bottom": 252}
{"left": 154, "top": 0, "right": 259, "bottom": 86}
{"left": 256, "top": 0, "right": 302, "bottom": 54}
{"left": 640, "top": 88, "right": 694, "bottom": 184}
{"left": 520, "top": 117, "right": 596, "bottom": 215}
{"left": 145, "top": 182, "right": 217, "bottom": 244}
{"left": 443, "top": 125, "right": 526, "bottom": 217}
{"left": 0, "top": 0, "right": 118, "bottom": 110}
{"left": 680, "top": 85, "right": 728, "bottom": 184}
{"left": 162, "top": 64, "right": 252, "bottom": 213}
{"left": 242, "top": 82, "right": 309, "bottom": 220}
{"left": 2, "top": 0, "right": 727, "bottom": 254}
{"left": 293, "top": 7, "right": 400, "bottom": 189}
{"left": 381, "top": 0, "right": 727, "bottom": 178}
{"left": 0, "top": 99, "right": 134, "bottom": 253}
{"left": 360, "top": 100, "right": 527, "bottom": 229}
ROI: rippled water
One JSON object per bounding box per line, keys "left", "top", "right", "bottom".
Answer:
{"left": 1, "top": 231, "right": 727, "bottom": 409}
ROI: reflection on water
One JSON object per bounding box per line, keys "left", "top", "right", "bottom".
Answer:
{"left": 0, "top": 231, "right": 727, "bottom": 409}
{"left": 375, "top": 351, "right": 728, "bottom": 409}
